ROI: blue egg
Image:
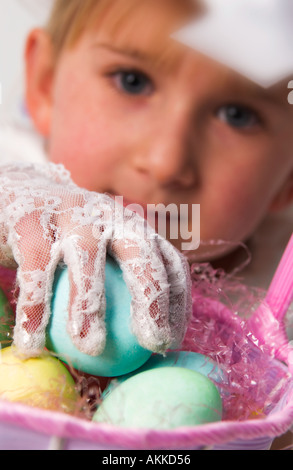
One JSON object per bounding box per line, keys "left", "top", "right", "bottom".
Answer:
{"left": 136, "top": 351, "right": 220, "bottom": 378}
{"left": 46, "top": 256, "right": 152, "bottom": 377}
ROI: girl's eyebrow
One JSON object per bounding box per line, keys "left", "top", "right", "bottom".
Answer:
{"left": 90, "top": 42, "right": 292, "bottom": 107}
{"left": 90, "top": 41, "right": 183, "bottom": 69}
{"left": 91, "top": 42, "right": 156, "bottom": 62}
{"left": 229, "top": 79, "right": 290, "bottom": 109}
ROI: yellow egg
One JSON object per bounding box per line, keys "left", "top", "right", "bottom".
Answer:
{"left": 0, "top": 346, "right": 78, "bottom": 413}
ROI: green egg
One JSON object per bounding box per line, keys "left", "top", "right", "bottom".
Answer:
{"left": 0, "top": 289, "right": 14, "bottom": 347}
{"left": 101, "top": 351, "right": 223, "bottom": 398}
{"left": 93, "top": 367, "right": 222, "bottom": 429}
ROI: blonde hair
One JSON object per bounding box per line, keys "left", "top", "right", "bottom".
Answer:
{"left": 46, "top": 0, "right": 198, "bottom": 60}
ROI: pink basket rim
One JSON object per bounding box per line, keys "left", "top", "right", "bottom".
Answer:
{"left": 1, "top": 385, "right": 293, "bottom": 450}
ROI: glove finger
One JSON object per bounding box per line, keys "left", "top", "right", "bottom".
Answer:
{"left": 155, "top": 235, "right": 192, "bottom": 348}
{"left": 12, "top": 212, "right": 61, "bottom": 356}
{"left": 62, "top": 225, "right": 108, "bottom": 356}
{"left": 109, "top": 232, "right": 172, "bottom": 354}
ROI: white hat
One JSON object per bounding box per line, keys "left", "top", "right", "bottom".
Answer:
{"left": 172, "top": 0, "right": 293, "bottom": 88}
{"left": 19, "top": 0, "right": 293, "bottom": 88}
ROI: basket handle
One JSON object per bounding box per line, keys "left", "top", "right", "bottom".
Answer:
{"left": 247, "top": 233, "right": 293, "bottom": 365}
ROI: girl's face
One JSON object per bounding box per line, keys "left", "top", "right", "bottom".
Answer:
{"left": 27, "top": 5, "right": 293, "bottom": 259}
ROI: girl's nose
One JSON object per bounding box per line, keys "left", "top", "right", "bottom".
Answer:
{"left": 132, "top": 112, "right": 198, "bottom": 189}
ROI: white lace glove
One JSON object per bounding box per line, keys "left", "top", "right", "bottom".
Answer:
{"left": 0, "top": 163, "right": 192, "bottom": 357}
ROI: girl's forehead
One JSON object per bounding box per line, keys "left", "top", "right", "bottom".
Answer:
{"left": 67, "top": 0, "right": 292, "bottom": 107}
{"left": 84, "top": 0, "right": 199, "bottom": 68}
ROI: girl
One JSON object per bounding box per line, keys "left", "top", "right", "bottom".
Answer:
{"left": 0, "top": 0, "right": 292, "bottom": 358}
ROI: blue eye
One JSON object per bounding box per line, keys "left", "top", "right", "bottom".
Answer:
{"left": 217, "top": 105, "right": 259, "bottom": 129}
{"left": 113, "top": 70, "right": 153, "bottom": 96}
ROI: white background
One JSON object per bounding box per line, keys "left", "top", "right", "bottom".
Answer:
{"left": 0, "top": 0, "right": 52, "bottom": 118}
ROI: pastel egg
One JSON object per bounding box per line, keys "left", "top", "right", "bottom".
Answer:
{"left": 93, "top": 367, "right": 223, "bottom": 429}
{"left": 0, "top": 346, "right": 78, "bottom": 413}
{"left": 0, "top": 288, "right": 14, "bottom": 347}
{"left": 130, "top": 351, "right": 220, "bottom": 379}
{"left": 104, "top": 351, "right": 222, "bottom": 396}
{"left": 46, "top": 256, "right": 152, "bottom": 377}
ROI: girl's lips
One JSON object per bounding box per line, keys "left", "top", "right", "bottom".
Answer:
{"left": 109, "top": 194, "right": 148, "bottom": 218}
{"left": 107, "top": 194, "right": 197, "bottom": 249}
{"left": 109, "top": 193, "right": 171, "bottom": 223}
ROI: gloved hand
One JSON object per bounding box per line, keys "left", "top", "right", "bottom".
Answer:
{"left": 0, "top": 162, "right": 192, "bottom": 357}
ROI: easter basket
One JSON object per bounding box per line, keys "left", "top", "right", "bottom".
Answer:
{"left": 0, "top": 235, "right": 292, "bottom": 451}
